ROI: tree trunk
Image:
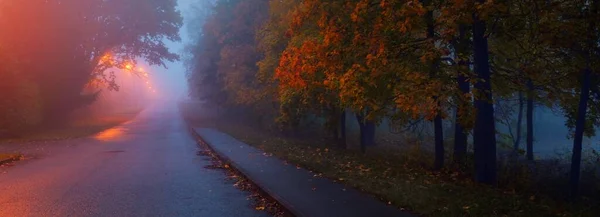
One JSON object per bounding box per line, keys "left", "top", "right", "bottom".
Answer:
{"left": 356, "top": 112, "right": 375, "bottom": 154}
{"left": 570, "top": 0, "right": 596, "bottom": 194}
{"left": 570, "top": 68, "right": 591, "bottom": 199}
{"left": 339, "top": 109, "right": 347, "bottom": 149}
{"left": 471, "top": 9, "right": 497, "bottom": 185}
{"left": 526, "top": 79, "right": 534, "bottom": 160}
{"left": 365, "top": 121, "right": 376, "bottom": 147}
{"left": 514, "top": 91, "right": 524, "bottom": 152}
{"left": 357, "top": 113, "right": 367, "bottom": 153}
{"left": 453, "top": 113, "right": 468, "bottom": 164}
{"left": 329, "top": 108, "right": 340, "bottom": 140}
{"left": 453, "top": 24, "right": 470, "bottom": 164}
{"left": 434, "top": 113, "right": 444, "bottom": 170}
{"left": 424, "top": 3, "right": 444, "bottom": 170}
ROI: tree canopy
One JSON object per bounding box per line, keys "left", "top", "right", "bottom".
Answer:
{"left": 186, "top": 0, "right": 599, "bottom": 198}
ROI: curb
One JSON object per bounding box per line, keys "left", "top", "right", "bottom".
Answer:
{"left": 186, "top": 126, "right": 301, "bottom": 217}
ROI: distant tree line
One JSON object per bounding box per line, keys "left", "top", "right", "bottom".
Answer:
{"left": 0, "top": 0, "right": 182, "bottom": 135}
{"left": 186, "top": 0, "right": 599, "bottom": 197}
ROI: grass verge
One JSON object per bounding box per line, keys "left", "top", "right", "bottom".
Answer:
{"left": 0, "top": 153, "right": 24, "bottom": 165}
{"left": 0, "top": 110, "right": 141, "bottom": 144}
{"left": 206, "top": 121, "right": 597, "bottom": 217}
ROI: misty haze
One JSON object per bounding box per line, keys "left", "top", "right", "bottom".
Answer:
{"left": 0, "top": 0, "right": 599, "bottom": 216}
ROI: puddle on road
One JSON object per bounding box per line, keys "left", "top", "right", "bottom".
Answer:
{"left": 94, "top": 127, "right": 128, "bottom": 141}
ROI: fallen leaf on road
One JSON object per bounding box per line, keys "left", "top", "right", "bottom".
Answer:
{"left": 255, "top": 206, "right": 265, "bottom": 210}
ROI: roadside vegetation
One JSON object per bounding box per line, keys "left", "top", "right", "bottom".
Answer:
{"left": 0, "top": 110, "right": 140, "bottom": 144}
{"left": 0, "top": 153, "right": 23, "bottom": 165}
{"left": 182, "top": 104, "right": 600, "bottom": 216}
{"left": 183, "top": 0, "right": 600, "bottom": 216}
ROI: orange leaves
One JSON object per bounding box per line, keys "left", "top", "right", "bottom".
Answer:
{"left": 403, "top": 0, "right": 427, "bottom": 16}
{"left": 380, "top": 0, "right": 387, "bottom": 8}
{"left": 350, "top": 0, "right": 369, "bottom": 23}
{"left": 273, "top": 0, "right": 461, "bottom": 122}
{"left": 275, "top": 40, "right": 325, "bottom": 92}
{"left": 276, "top": 48, "right": 306, "bottom": 89}
{"left": 419, "top": 49, "right": 440, "bottom": 63}
{"left": 474, "top": 0, "right": 508, "bottom": 21}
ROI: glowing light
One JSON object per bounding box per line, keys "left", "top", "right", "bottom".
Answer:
{"left": 95, "top": 127, "right": 126, "bottom": 141}
{"left": 100, "top": 54, "right": 113, "bottom": 64}
{"left": 125, "top": 64, "right": 133, "bottom": 70}
{"left": 138, "top": 67, "right": 144, "bottom": 72}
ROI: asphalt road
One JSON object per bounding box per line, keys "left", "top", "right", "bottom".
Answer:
{"left": 0, "top": 103, "right": 269, "bottom": 217}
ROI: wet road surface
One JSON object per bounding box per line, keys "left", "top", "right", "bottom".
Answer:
{"left": 0, "top": 104, "right": 268, "bottom": 217}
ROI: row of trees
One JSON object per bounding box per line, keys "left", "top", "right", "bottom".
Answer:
{"left": 0, "top": 0, "right": 182, "bottom": 134}
{"left": 186, "top": 0, "right": 599, "bottom": 197}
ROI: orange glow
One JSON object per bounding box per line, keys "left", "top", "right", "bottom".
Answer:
{"left": 94, "top": 127, "right": 126, "bottom": 141}
{"left": 125, "top": 64, "right": 133, "bottom": 70}
{"left": 100, "top": 54, "right": 114, "bottom": 64}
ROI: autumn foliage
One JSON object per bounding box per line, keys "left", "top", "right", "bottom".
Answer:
{"left": 186, "top": 0, "right": 600, "bottom": 209}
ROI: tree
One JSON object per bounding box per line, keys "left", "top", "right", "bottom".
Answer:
{"left": 273, "top": 0, "right": 355, "bottom": 142}
{"left": 422, "top": 0, "right": 446, "bottom": 170}
{"left": 560, "top": 0, "right": 600, "bottom": 198}
{"left": 487, "top": 0, "right": 559, "bottom": 161}
{"left": 216, "top": 0, "right": 269, "bottom": 106}
{"left": 256, "top": 0, "right": 302, "bottom": 129}
{"left": 185, "top": 2, "right": 228, "bottom": 105}
{"left": 450, "top": 24, "right": 473, "bottom": 165}
{"left": 526, "top": 79, "right": 534, "bottom": 160}
{"left": 0, "top": 0, "right": 182, "bottom": 125}
{"left": 470, "top": 0, "right": 498, "bottom": 185}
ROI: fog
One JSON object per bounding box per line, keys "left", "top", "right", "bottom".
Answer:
{"left": 0, "top": 0, "right": 188, "bottom": 136}
{"left": 1, "top": 0, "right": 598, "bottom": 159}
{"left": 146, "top": 0, "right": 195, "bottom": 101}
{"left": 2, "top": 1, "right": 599, "bottom": 214}
{"left": 84, "top": 0, "right": 196, "bottom": 113}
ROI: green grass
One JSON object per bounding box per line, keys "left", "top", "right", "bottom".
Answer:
{"left": 0, "top": 111, "right": 140, "bottom": 144}
{"left": 205, "top": 121, "right": 598, "bottom": 217}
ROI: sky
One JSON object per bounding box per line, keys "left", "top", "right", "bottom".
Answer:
{"left": 148, "top": 0, "right": 196, "bottom": 100}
